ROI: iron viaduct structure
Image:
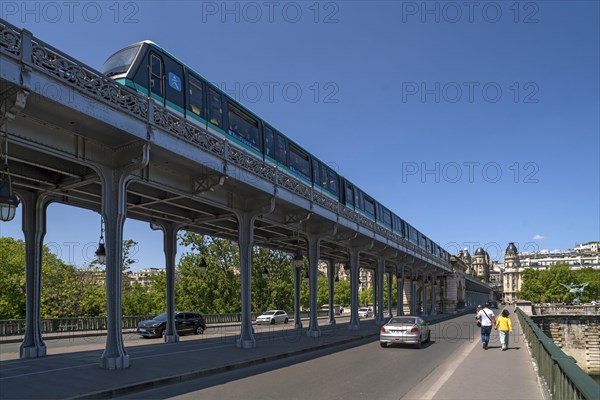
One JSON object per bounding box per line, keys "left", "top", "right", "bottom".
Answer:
{"left": 0, "top": 19, "right": 491, "bottom": 369}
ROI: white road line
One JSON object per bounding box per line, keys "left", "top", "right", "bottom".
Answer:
{"left": 400, "top": 338, "right": 479, "bottom": 400}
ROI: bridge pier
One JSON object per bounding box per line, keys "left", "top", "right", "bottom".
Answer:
{"left": 430, "top": 272, "right": 438, "bottom": 316}
{"left": 98, "top": 144, "right": 149, "bottom": 369}
{"left": 155, "top": 222, "right": 182, "bottom": 343}
{"left": 306, "top": 224, "right": 336, "bottom": 337}
{"left": 235, "top": 198, "right": 275, "bottom": 349}
{"left": 376, "top": 257, "right": 385, "bottom": 325}
{"left": 422, "top": 269, "right": 429, "bottom": 317}
{"left": 410, "top": 270, "right": 418, "bottom": 316}
{"left": 19, "top": 191, "right": 49, "bottom": 359}
{"left": 327, "top": 259, "right": 336, "bottom": 326}
{"left": 397, "top": 267, "right": 405, "bottom": 316}
{"left": 386, "top": 272, "right": 393, "bottom": 318}
{"left": 348, "top": 247, "right": 361, "bottom": 330}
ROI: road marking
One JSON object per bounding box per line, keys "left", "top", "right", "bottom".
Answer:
{"left": 400, "top": 338, "right": 479, "bottom": 400}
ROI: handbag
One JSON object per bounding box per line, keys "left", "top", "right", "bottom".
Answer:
{"left": 477, "top": 321, "right": 481, "bottom": 327}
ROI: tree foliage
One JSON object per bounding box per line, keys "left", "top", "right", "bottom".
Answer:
{"left": 518, "top": 263, "right": 600, "bottom": 303}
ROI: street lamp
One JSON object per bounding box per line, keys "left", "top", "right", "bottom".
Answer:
{"left": 95, "top": 218, "right": 106, "bottom": 265}
{"left": 199, "top": 258, "right": 207, "bottom": 273}
{"left": 0, "top": 138, "right": 19, "bottom": 222}
{"left": 293, "top": 248, "right": 303, "bottom": 269}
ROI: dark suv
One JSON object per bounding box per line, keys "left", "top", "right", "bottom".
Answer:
{"left": 137, "top": 311, "right": 206, "bottom": 338}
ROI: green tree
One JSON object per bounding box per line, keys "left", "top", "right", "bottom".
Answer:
{"left": 0, "top": 238, "right": 27, "bottom": 319}
{"left": 518, "top": 263, "right": 600, "bottom": 303}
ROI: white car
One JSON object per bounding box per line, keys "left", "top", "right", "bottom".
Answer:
{"left": 358, "top": 307, "right": 372, "bottom": 318}
{"left": 256, "top": 310, "right": 289, "bottom": 325}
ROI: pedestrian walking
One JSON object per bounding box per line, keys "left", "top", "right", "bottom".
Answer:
{"left": 495, "top": 309, "right": 512, "bottom": 351}
{"left": 476, "top": 302, "right": 495, "bottom": 350}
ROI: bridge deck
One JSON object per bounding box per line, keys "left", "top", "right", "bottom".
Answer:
{"left": 0, "top": 313, "right": 543, "bottom": 400}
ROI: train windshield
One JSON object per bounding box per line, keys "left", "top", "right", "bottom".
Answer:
{"left": 101, "top": 45, "right": 141, "bottom": 76}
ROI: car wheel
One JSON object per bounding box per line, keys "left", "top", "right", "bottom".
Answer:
{"left": 194, "top": 325, "right": 205, "bottom": 335}
{"left": 270, "top": 318, "right": 276, "bottom": 325}
{"left": 425, "top": 331, "right": 431, "bottom": 343}
{"left": 380, "top": 342, "right": 387, "bottom": 348}
{"left": 284, "top": 317, "right": 289, "bottom": 324}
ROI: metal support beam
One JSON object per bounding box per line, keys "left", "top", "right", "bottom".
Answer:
{"left": 327, "top": 259, "right": 336, "bottom": 325}
{"left": 235, "top": 197, "right": 276, "bottom": 349}
{"left": 18, "top": 190, "right": 50, "bottom": 359}
{"left": 151, "top": 221, "right": 185, "bottom": 343}
{"left": 305, "top": 223, "right": 336, "bottom": 337}
{"left": 98, "top": 143, "right": 149, "bottom": 370}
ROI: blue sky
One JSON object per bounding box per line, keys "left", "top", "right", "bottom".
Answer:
{"left": 1, "top": 1, "right": 598, "bottom": 268}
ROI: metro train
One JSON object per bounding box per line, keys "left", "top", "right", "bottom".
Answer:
{"left": 101, "top": 41, "right": 450, "bottom": 262}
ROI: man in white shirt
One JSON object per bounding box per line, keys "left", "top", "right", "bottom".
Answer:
{"left": 476, "top": 302, "right": 495, "bottom": 350}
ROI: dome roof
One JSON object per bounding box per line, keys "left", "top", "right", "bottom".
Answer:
{"left": 475, "top": 247, "right": 485, "bottom": 256}
{"left": 505, "top": 242, "right": 518, "bottom": 257}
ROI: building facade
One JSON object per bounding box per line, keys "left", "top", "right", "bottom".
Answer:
{"left": 501, "top": 241, "right": 600, "bottom": 303}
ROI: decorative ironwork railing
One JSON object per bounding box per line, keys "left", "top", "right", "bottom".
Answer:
{"left": 0, "top": 18, "right": 447, "bottom": 270}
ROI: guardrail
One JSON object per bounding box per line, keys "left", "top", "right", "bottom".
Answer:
{"left": 516, "top": 308, "right": 599, "bottom": 399}
{"left": 0, "top": 312, "right": 331, "bottom": 337}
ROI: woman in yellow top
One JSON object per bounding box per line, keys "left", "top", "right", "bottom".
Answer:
{"left": 495, "top": 309, "right": 513, "bottom": 351}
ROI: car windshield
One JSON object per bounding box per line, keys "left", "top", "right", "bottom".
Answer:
{"left": 389, "top": 317, "right": 416, "bottom": 325}
{"left": 262, "top": 311, "right": 276, "bottom": 316}
{"left": 152, "top": 312, "right": 168, "bottom": 322}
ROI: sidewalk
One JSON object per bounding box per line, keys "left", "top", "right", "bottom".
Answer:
{"left": 403, "top": 311, "right": 544, "bottom": 400}
{"left": 0, "top": 313, "right": 543, "bottom": 399}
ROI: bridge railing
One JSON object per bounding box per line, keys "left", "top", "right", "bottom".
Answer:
{"left": 516, "top": 308, "right": 598, "bottom": 400}
{"left": 0, "top": 311, "right": 331, "bottom": 337}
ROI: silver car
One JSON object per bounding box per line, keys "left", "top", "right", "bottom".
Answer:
{"left": 379, "top": 316, "right": 431, "bottom": 348}
{"left": 256, "top": 310, "right": 289, "bottom": 325}
{"left": 358, "top": 307, "right": 372, "bottom": 318}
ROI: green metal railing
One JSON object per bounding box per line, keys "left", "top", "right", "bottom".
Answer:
{"left": 517, "top": 308, "right": 599, "bottom": 400}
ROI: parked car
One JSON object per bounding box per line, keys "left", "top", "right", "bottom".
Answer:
{"left": 358, "top": 307, "right": 372, "bottom": 318}
{"left": 488, "top": 300, "right": 498, "bottom": 309}
{"left": 256, "top": 310, "right": 289, "bottom": 325}
{"left": 379, "top": 316, "right": 431, "bottom": 349}
{"left": 137, "top": 311, "right": 206, "bottom": 338}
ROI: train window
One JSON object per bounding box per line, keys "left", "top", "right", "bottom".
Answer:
{"left": 188, "top": 77, "right": 204, "bottom": 117}
{"left": 101, "top": 45, "right": 140, "bottom": 76}
{"left": 382, "top": 208, "right": 392, "bottom": 228}
{"left": 275, "top": 132, "right": 287, "bottom": 164}
{"left": 264, "top": 125, "right": 275, "bottom": 159}
{"left": 150, "top": 54, "right": 163, "bottom": 97}
{"left": 228, "top": 104, "right": 260, "bottom": 150}
{"left": 289, "top": 144, "right": 310, "bottom": 179}
{"left": 345, "top": 182, "right": 354, "bottom": 208}
{"left": 326, "top": 168, "right": 339, "bottom": 196}
{"left": 313, "top": 161, "right": 339, "bottom": 197}
{"left": 363, "top": 195, "right": 375, "bottom": 218}
{"left": 208, "top": 89, "right": 222, "bottom": 127}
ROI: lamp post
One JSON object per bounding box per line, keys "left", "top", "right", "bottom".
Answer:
{"left": 95, "top": 218, "right": 106, "bottom": 265}
{"left": 199, "top": 257, "right": 207, "bottom": 273}
{"left": 0, "top": 138, "right": 19, "bottom": 222}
